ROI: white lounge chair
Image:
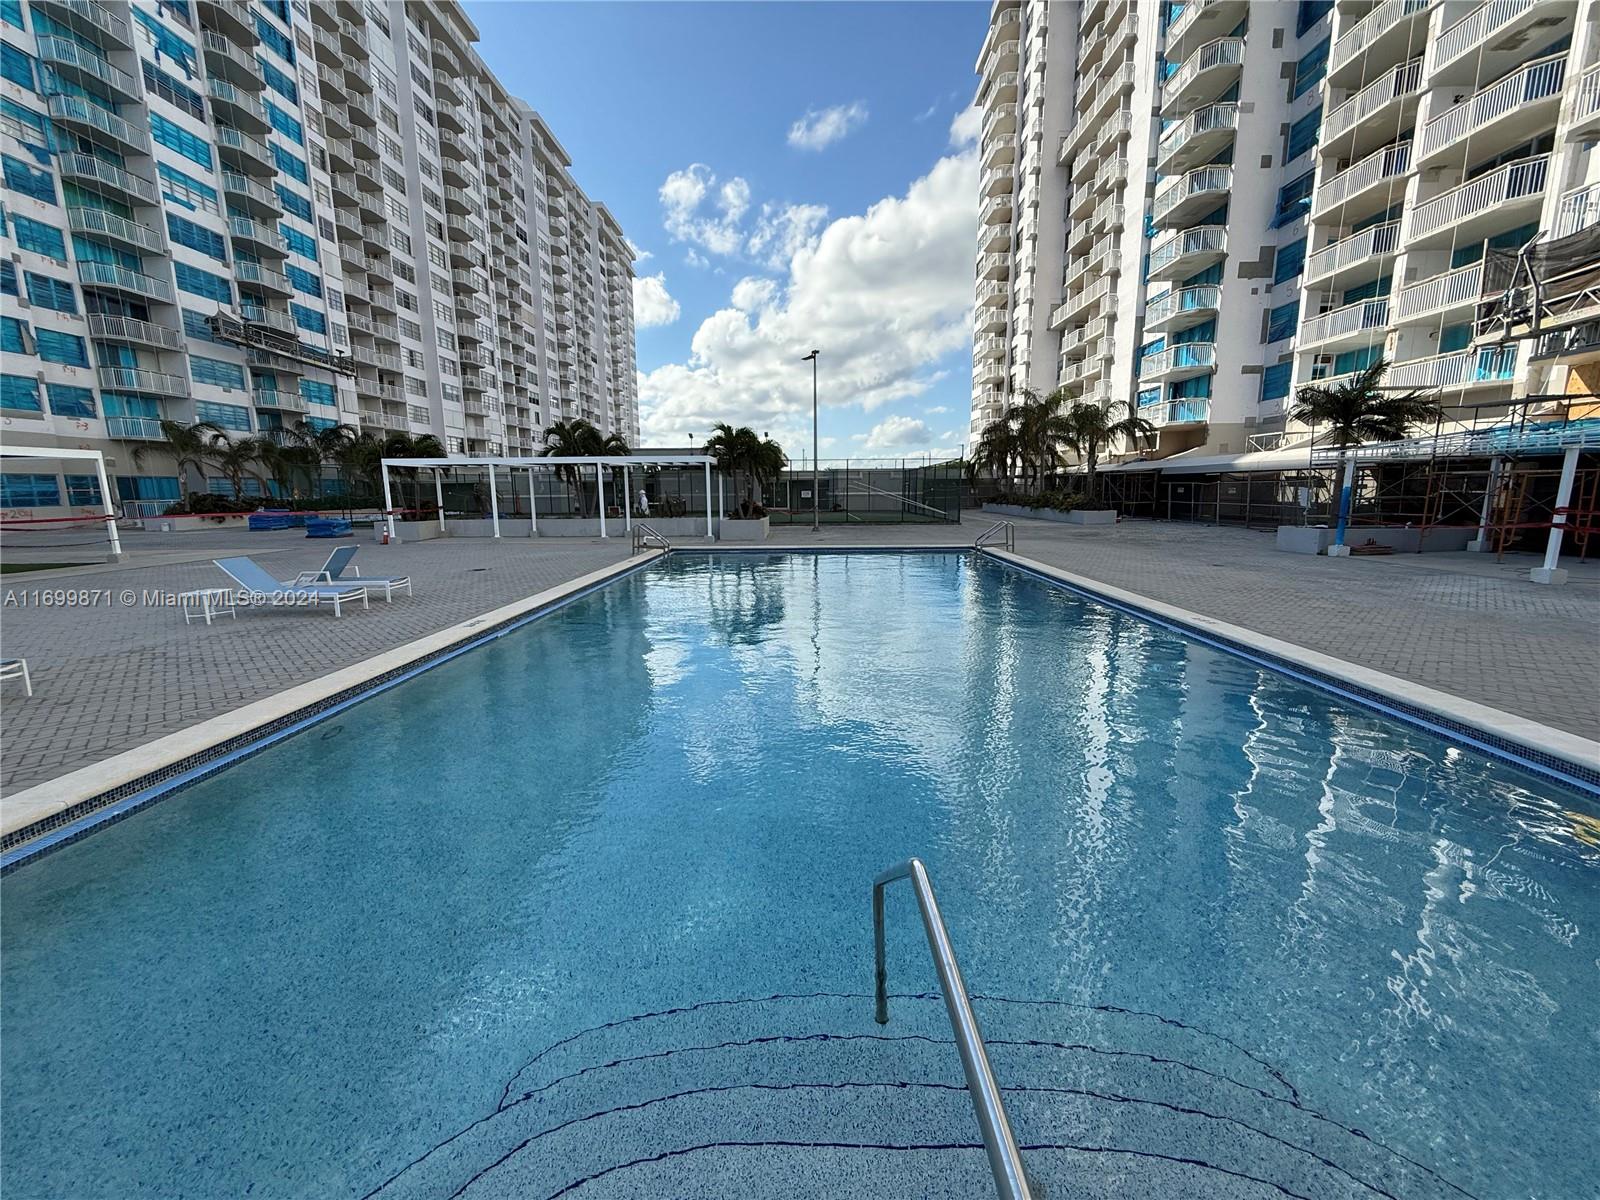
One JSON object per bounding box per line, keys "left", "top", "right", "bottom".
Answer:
{"left": 213, "top": 557, "right": 368, "bottom": 617}
{"left": 293, "top": 545, "right": 413, "bottom": 602}
{"left": 1, "top": 658, "right": 32, "bottom": 696}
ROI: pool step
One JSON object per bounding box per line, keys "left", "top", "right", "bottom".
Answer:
{"left": 361, "top": 993, "right": 1468, "bottom": 1200}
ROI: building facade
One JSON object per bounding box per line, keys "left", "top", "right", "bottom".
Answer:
{"left": 1, "top": 0, "right": 635, "bottom": 515}
{"left": 971, "top": 0, "right": 1600, "bottom": 459}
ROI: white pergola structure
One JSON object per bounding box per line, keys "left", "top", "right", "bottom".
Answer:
{"left": 378, "top": 454, "right": 718, "bottom": 540}
{"left": 1, "top": 445, "right": 122, "bottom": 557}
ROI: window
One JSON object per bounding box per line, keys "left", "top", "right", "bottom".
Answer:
{"left": 1287, "top": 107, "right": 1321, "bottom": 162}
{"left": 264, "top": 99, "right": 303, "bottom": 144}
{"left": 285, "top": 264, "right": 321, "bottom": 297}
{"left": 167, "top": 213, "right": 228, "bottom": 260}
{"left": 190, "top": 355, "right": 247, "bottom": 389}
{"left": 150, "top": 112, "right": 213, "bottom": 168}
{"left": 194, "top": 399, "right": 251, "bottom": 430}
{"left": 280, "top": 223, "right": 317, "bottom": 260}
{"left": 25, "top": 272, "right": 76, "bottom": 312}
{"left": 64, "top": 474, "right": 102, "bottom": 504}
{"left": 10, "top": 214, "right": 65, "bottom": 258}
{"left": 275, "top": 183, "right": 312, "bottom": 221}
{"left": 404, "top": 375, "right": 427, "bottom": 397}
{"left": 1273, "top": 237, "right": 1306, "bottom": 286}
{"left": 1, "top": 41, "right": 35, "bottom": 90}
{"left": 0, "top": 472, "right": 58, "bottom": 504}
{"left": 1296, "top": 0, "right": 1333, "bottom": 35}
{"left": 1293, "top": 37, "right": 1329, "bottom": 100}
{"left": 270, "top": 143, "right": 308, "bottom": 183}
{"left": 133, "top": 7, "right": 197, "bottom": 71}
{"left": 35, "top": 328, "right": 88, "bottom": 365}
{"left": 432, "top": 298, "right": 452, "bottom": 323}
{"left": 1266, "top": 300, "right": 1299, "bottom": 343}
{"left": 383, "top": 164, "right": 406, "bottom": 191}
{"left": 428, "top": 243, "right": 448, "bottom": 270}
{"left": 158, "top": 162, "right": 219, "bottom": 213}
{"left": 299, "top": 378, "right": 335, "bottom": 406}
{"left": 174, "top": 261, "right": 232, "bottom": 303}
{"left": 1331, "top": 345, "right": 1381, "bottom": 376}
{"left": 0, "top": 315, "right": 25, "bottom": 353}
{"left": 182, "top": 307, "right": 219, "bottom": 342}
{"left": 141, "top": 58, "right": 205, "bottom": 119}
{"left": 0, "top": 260, "right": 15, "bottom": 295}
{"left": 1, "top": 374, "right": 42, "bottom": 411}
{"left": 255, "top": 13, "right": 294, "bottom": 63}
{"left": 47, "top": 382, "right": 96, "bottom": 417}
{"left": 1272, "top": 171, "right": 1315, "bottom": 228}
{"left": 1, "top": 0, "right": 23, "bottom": 30}
{"left": 291, "top": 302, "right": 325, "bottom": 333}
{"left": 3, "top": 153, "right": 55, "bottom": 203}
{"left": 393, "top": 260, "right": 415, "bottom": 284}
{"left": 258, "top": 56, "right": 298, "bottom": 102}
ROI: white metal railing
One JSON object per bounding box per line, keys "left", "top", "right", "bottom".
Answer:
{"left": 45, "top": 93, "right": 148, "bottom": 151}
{"left": 215, "top": 124, "right": 272, "bottom": 164}
{"left": 974, "top": 334, "right": 1006, "bottom": 360}
{"left": 1153, "top": 166, "right": 1232, "bottom": 223}
{"left": 1161, "top": 37, "right": 1244, "bottom": 111}
{"left": 1330, "top": 0, "right": 1431, "bottom": 74}
{"left": 1306, "top": 221, "right": 1400, "bottom": 282}
{"left": 1167, "top": 0, "right": 1226, "bottom": 47}
{"left": 1578, "top": 64, "right": 1600, "bottom": 127}
{"left": 1302, "top": 297, "right": 1390, "bottom": 344}
{"left": 234, "top": 261, "right": 292, "bottom": 292}
{"left": 1144, "top": 285, "right": 1221, "bottom": 328}
{"left": 982, "top": 103, "right": 1017, "bottom": 140}
{"left": 251, "top": 390, "right": 309, "bottom": 412}
{"left": 1157, "top": 103, "right": 1238, "bottom": 166}
{"left": 99, "top": 366, "right": 187, "bottom": 395}
{"left": 105, "top": 416, "right": 164, "bottom": 440}
{"left": 57, "top": 152, "right": 159, "bottom": 204}
{"left": 44, "top": 0, "right": 132, "bottom": 47}
{"left": 86, "top": 314, "right": 182, "bottom": 349}
{"left": 1556, "top": 184, "right": 1600, "bottom": 238}
{"left": 1386, "top": 346, "right": 1517, "bottom": 389}
{"left": 1420, "top": 55, "right": 1565, "bottom": 159}
{"left": 1314, "top": 142, "right": 1411, "bottom": 213}
{"left": 977, "top": 279, "right": 1010, "bottom": 306}
{"left": 228, "top": 216, "right": 288, "bottom": 252}
{"left": 1396, "top": 264, "right": 1482, "bottom": 320}
{"left": 240, "top": 304, "right": 296, "bottom": 335}
{"left": 1435, "top": 0, "right": 1536, "bottom": 72}
{"left": 1149, "top": 224, "right": 1226, "bottom": 275}
{"left": 1323, "top": 59, "right": 1423, "bottom": 144}
{"left": 1144, "top": 398, "right": 1212, "bottom": 427}
{"left": 1138, "top": 342, "right": 1217, "bottom": 379}
{"left": 1410, "top": 155, "right": 1548, "bottom": 239}
{"left": 67, "top": 205, "right": 163, "bottom": 253}
{"left": 34, "top": 34, "right": 136, "bottom": 95}
{"left": 77, "top": 261, "right": 174, "bottom": 303}
{"left": 980, "top": 193, "right": 1013, "bottom": 224}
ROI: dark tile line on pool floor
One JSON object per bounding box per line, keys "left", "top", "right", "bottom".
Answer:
{"left": 4, "top": 547, "right": 1592, "bottom": 873}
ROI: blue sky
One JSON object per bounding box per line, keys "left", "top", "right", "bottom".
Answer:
{"left": 464, "top": 1, "right": 988, "bottom": 460}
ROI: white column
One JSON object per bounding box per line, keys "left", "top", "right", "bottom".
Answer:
{"left": 1531, "top": 445, "right": 1579, "bottom": 585}
{"left": 704, "top": 460, "right": 713, "bottom": 539}
{"left": 381, "top": 461, "right": 396, "bottom": 540}
{"left": 528, "top": 467, "right": 538, "bottom": 537}
{"left": 1467, "top": 456, "right": 1500, "bottom": 552}
{"left": 488, "top": 465, "right": 501, "bottom": 539}
{"left": 435, "top": 469, "right": 446, "bottom": 533}
{"left": 93, "top": 452, "right": 122, "bottom": 558}
{"left": 623, "top": 466, "right": 632, "bottom": 532}
{"left": 718, "top": 472, "right": 725, "bottom": 523}
{"left": 597, "top": 462, "right": 608, "bottom": 538}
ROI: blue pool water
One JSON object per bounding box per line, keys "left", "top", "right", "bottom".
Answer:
{"left": 2, "top": 553, "right": 1596, "bottom": 1199}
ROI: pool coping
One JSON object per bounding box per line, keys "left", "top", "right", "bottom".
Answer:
{"left": 0, "top": 551, "right": 664, "bottom": 867}
{"left": 983, "top": 548, "right": 1600, "bottom": 794}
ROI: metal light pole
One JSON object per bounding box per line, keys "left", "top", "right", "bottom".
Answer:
{"left": 803, "top": 349, "right": 819, "bottom": 531}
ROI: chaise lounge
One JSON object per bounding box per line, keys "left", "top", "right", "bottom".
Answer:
{"left": 213, "top": 557, "right": 369, "bottom": 617}
{"left": 292, "top": 545, "right": 413, "bottom": 602}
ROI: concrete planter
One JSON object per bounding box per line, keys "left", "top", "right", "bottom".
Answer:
{"left": 399, "top": 520, "right": 446, "bottom": 541}
{"left": 151, "top": 513, "right": 252, "bottom": 532}
{"left": 982, "top": 503, "right": 1114, "bottom": 525}
{"left": 1276, "top": 526, "right": 1333, "bottom": 555}
{"left": 718, "top": 516, "right": 770, "bottom": 542}
{"left": 1276, "top": 525, "right": 1476, "bottom": 555}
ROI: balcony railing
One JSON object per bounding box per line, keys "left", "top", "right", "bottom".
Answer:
{"left": 34, "top": 34, "right": 137, "bottom": 97}
{"left": 1138, "top": 342, "right": 1216, "bottom": 380}
{"left": 86, "top": 314, "right": 182, "bottom": 350}
{"left": 239, "top": 303, "right": 297, "bottom": 335}
{"left": 1149, "top": 224, "right": 1226, "bottom": 277}
{"left": 1435, "top": 0, "right": 1539, "bottom": 74}
{"left": 99, "top": 366, "right": 188, "bottom": 395}
{"left": 106, "top": 416, "right": 165, "bottom": 440}
{"left": 1420, "top": 55, "right": 1565, "bottom": 160}
{"left": 57, "top": 153, "right": 159, "bottom": 204}
{"left": 1409, "top": 154, "right": 1548, "bottom": 241}
{"left": 981, "top": 103, "right": 1017, "bottom": 141}
{"left": 1323, "top": 59, "right": 1422, "bottom": 146}
{"left": 67, "top": 205, "right": 163, "bottom": 254}
{"left": 1145, "top": 398, "right": 1212, "bottom": 427}
{"left": 77, "top": 261, "right": 174, "bottom": 303}
{"left": 1556, "top": 184, "right": 1600, "bottom": 238}
{"left": 1313, "top": 142, "right": 1411, "bottom": 216}
{"left": 36, "top": 0, "right": 133, "bottom": 48}
{"left": 1386, "top": 345, "right": 1517, "bottom": 389}
{"left": 1305, "top": 221, "right": 1400, "bottom": 283}
{"left": 1153, "top": 166, "right": 1232, "bottom": 224}
{"left": 1144, "top": 285, "right": 1221, "bottom": 330}
{"left": 233, "top": 261, "right": 292, "bottom": 292}
{"left": 1156, "top": 103, "right": 1238, "bottom": 169}
{"left": 1395, "top": 264, "right": 1482, "bottom": 321}
{"left": 1161, "top": 37, "right": 1243, "bottom": 113}
{"left": 1302, "top": 297, "right": 1389, "bottom": 345}
{"left": 45, "top": 93, "right": 149, "bottom": 153}
{"left": 252, "top": 390, "right": 309, "bottom": 412}
{"left": 980, "top": 194, "right": 1013, "bottom": 225}
{"left": 1330, "top": 0, "right": 1431, "bottom": 75}
{"left": 1577, "top": 64, "right": 1600, "bottom": 132}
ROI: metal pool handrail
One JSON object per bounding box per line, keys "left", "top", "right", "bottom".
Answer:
{"left": 873, "top": 858, "right": 1034, "bottom": 1200}
{"left": 631, "top": 522, "right": 672, "bottom": 554}
{"left": 974, "top": 520, "right": 1015, "bottom": 553}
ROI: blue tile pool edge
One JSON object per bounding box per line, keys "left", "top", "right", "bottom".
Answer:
{"left": 983, "top": 549, "right": 1600, "bottom": 798}
{"left": 0, "top": 554, "right": 665, "bottom": 874}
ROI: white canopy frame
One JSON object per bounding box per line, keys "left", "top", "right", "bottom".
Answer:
{"left": 1, "top": 445, "right": 122, "bottom": 557}
{"left": 379, "top": 455, "right": 717, "bottom": 540}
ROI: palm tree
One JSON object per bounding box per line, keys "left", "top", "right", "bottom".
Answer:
{"left": 381, "top": 432, "right": 446, "bottom": 516}
{"left": 1014, "top": 389, "right": 1076, "bottom": 490}
{"left": 1289, "top": 360, "right": 1440, "bottom": 546}
{"left": 209, "top": 436, "right": 271, "bottom": 502}
{"left": 705, "top": 423, "right": 786, "bottom": 518}
{"left": 973, "top": 412, "right": 1021, "bottom": 488}
{"left": 543, "top": 418, "right": 612, "bottom": 514}
{"left": 132, "top": 419, "right": 225, "bottom": 499}
{"left": 288, "top": 421, "right": 358, "bottom": 501}
{"left": 1060, "top": 399, "right": 1157, "bottom": 504}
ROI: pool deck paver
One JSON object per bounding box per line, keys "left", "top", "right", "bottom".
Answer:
{"left": 1, "top": 516, "right": 1596, "bottom": 800}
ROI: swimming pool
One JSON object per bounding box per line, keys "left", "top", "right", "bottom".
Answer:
{"left": 2, "top": 552, "right": 1595, "bottom": 1198}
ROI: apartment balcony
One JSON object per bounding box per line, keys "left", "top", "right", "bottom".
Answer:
{"left": 1083, "top": 62, "right": 1137, "bottom": 125}
{"left": 349, "top": 125, "right": 380, "bottom": 161}
{"left": 361, "top": 222, "right": 389, "bottom": 252}
{"left": 1432, "top": 0, "right": 1572, "bottom": 85}
{"left": 34, "top": 34, "right": 138, "bottom": 100}
{"left": 67, "top": 205, "right": 163, "bottom": 255}
{"left": 1570, "top": 64, "right": 1600, "bottom": 143}
{"left": 357, "top": 381, "right": 405, "bottom": 404}
{"left": 239, "top": 303, "right": 296, "bottom": 336}
{"left": 215, "top": 125, "right": 275, "bottom": 177}
{"left": 1165, "top": 0, "right": 1248, "bottom": 61}
{"left": 195, "top": 0, "right": 256, "bottom": 45}
{"left": 982, "top": 103, "right": 1017, "bottom": 143}
{"left": 431, "top": 38, "right": 460, "bottom": 74}
{"left": 1417, "top": 55, "right": 1565, "bottom": 168}
{"left": 1304, "top": 220, "right": 1401, "bottom": 292}
{"left": 58, "top": 152, "right": 158, "bottom": 206}
{"left": 86, "top": 313, "right": 182, "bottom": 350}
{"left": 1160, "top": 38, "right": 1244, "bottom": 118}
{"left": 1152, "top": 166, "right": 1231, "bottom": 229}
{"left": 33, "top": 0, "right": 133, "bottom": 49}
{"left": 99, "top": 366, "right": 187, "bottom": 396}
{"left": 1144, "top": 398, "right": 1212, "bottom": 428}
{"left": 78, "top": 261, "right": 174, "bottom": 304}
{"left": 976, "top": 279, "right": 1009, "bottom": 311}
{"left": 1156, "top": 103, "right": 1237, "bottom": 175}
{"left": 338, "top": 17, "right": 368, "bottom": 54}
{"left": 1321, "top": 59, "right": 1423, "bottom": 160}
{"left": 347, "top": 90, "right": 378, "bottom": 127}
{"left": 1148, "top": 224, "right": 1226, "bottom": 282}
{"left": 977, "top": 251, "right": 1009, "bottom": 280}
{"left": 200, "top": 30, "right": 264, "bottom": 90}
{"left": 974, "top": 334, "right": 1006, "bottom": 362}
{"left": 1139, "top": 342, "right": 1216, "bottom": 384}
{"left": 1407, "top": 154, "right": 1548, "bottom": 248}
{"left": 45, "top": 93, "right": 148, "bottom": 156}
{"left": 1052, "top": 275, "right": 1114, "bottom": 329}
{"left": 1144, "top": 285, "right": 1221, "bottom": 335}
{"left": 1059, "top": 326, "right": 1087, "bottom": 367}
{"left": 1095, "top": 158, "right": 1128, "bottom": 196}
{"left": 977, "top": 295, "right": 1008, "bottom": 333}
{"left": 985, "top": 138, "right": 1017, "bottom": 172}
{"left": 983, "top": 70, "right": 1020, "bottom": 108}
{"left": 106, "top": 416, "right": 165, "bottom": 440}
{"left": 343, "top": 275, "right": 371, "bottom": 304}
{"left": 975, "top": 357, "right": 1006, "bottom": 386}
{"left": 980, "top": 193, "right": 1014, "bottom": 226}
{"left": 206, "top": 77, "right": 269, "bottom": 134}
{"left": 252, "top": 390, "right": 308, "bottom": 414}
{"left": 1555, "top": 184, "right": 1600, "bottom": 239}
{"left": 227, "top": 216, "right": 289, "bottom": 258}
{"left": 1386, "top": 346, "right": 1517, "bottom": 391}
{"left": 1300, "top": 297, "right": 1390, "bottom": 351}
{"left": 233, "top": 261, "right": 293, "bottom": 296}
{"left": 1328, "top": 0, "right": 1431, "bottom": 87}
{"left": 981, "top": 163, "right": 1015, "bottom": 198}
{"left": 1310, "top": 142, "right": 1411, "bottom": 222}
{"left": 1394, "top": 263, "right": 1482, "bottom": 323}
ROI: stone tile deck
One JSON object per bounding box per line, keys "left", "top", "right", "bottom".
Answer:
{"left": 2, "top": 516, "right": 1595, "bottom": 797}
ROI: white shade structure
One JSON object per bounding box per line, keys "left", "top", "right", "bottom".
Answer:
{"left": 379, "top": 454, "right": 717, "bottom": 540}
{"left": 1, "top": 445, "right": 122, "bottom": 558}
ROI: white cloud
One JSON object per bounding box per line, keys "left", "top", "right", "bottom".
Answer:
{"left": 949, "top": 105, "right": 981, "bottom": 148}
{"left": 925, "top": 405, "right": 949, "bottom": 415}
{"left": 684, "top": 248, "right": 709, "bottom": 269}
{"left": 661, "top": 164, "right": 746, "bottom": 256}
{"left": 862, "top": 415, "right": 933, "bottom": 450}
{"left": 638, "top": 146, "right": 979, "bottom": 459}
{"left": 787, "top": 101, "right": 869, "bottom": 151}
{"left": 747, "top": 201, "right": 829, "bottom": 269}
{"left": 632, "top": 273, "right": 680, "bottom": 328}
{"left": 626, "top": 238, "right": 652, "bottom": 263}
{"left": 914, "top": 102, "right": 940, "bottom": 123}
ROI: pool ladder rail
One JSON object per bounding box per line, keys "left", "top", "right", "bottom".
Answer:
{"left": 974, "top": 520, "right": 1016, "bottom": 553}
{"left": 631, "top": 523, "right": 672, "bottom": 555}
{"left": 874, "top": 858, "right": 1035, "bottom": 1200}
